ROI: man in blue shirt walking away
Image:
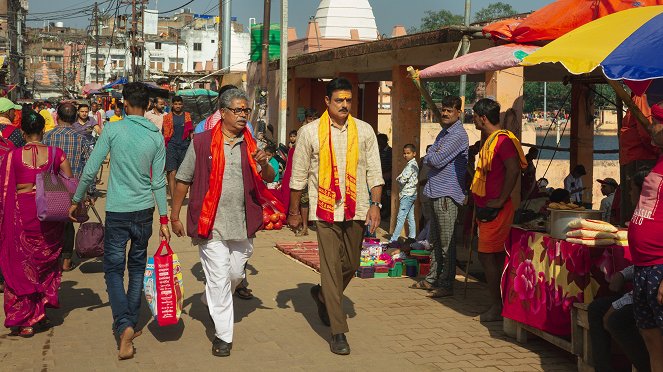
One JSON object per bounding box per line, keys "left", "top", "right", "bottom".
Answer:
{"left": 409, "top": 95, "right": 468, "bottom": 298}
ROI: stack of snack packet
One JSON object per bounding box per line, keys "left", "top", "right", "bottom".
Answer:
{"left": 565, "top": 219, "right": 619, "bottom": 246}
{"left": 614, "top": 229, "right": 628, "bottom": 246}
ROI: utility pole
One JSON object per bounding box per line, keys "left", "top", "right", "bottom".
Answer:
{"left": 222, "top": 0, "right": 231, "bottom": 71}
{"left": 131, "top": 0, "right": 138, "bottom": 82}
{"left": 94, "top": 2, "right": 100, "bottom": 84}
{"left": 217, "top": 0, "right": 222, "bottom": 70}
{"left": 459, "top": 0, "right": 471, "bottom": 104}
{"left": 260, "top": 0, "right": 271, "bottom": 93}
{"left": 278, "top": 0, "right": 287, "bottom": 144}
{"left": 175, "top": 29, "right": 179, "bottom": 72}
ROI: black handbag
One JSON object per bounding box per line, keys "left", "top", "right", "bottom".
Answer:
{"left": 476, "top": 206, "right": 501, "bottom": 223}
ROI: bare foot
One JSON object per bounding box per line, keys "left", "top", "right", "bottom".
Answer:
{"left": 62, "top": 258, "right": 72, "bottom": 271}
{"left": 474, "top": 306, "right": 503, "bottom": 322}
{"left": 118, "top": 327, "right": 135, "bottom": 360}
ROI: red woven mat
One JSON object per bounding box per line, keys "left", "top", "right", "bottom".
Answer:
{"left": 275, "top": 241, "right": 320, "bottom": 272}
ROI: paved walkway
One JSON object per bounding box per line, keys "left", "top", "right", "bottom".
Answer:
{"left": 0, "top": 175, "right": 576, "bottom": 371}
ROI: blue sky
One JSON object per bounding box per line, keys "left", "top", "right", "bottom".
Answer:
{"left": 29, "top": 0, "right": 556, "bottom": 35}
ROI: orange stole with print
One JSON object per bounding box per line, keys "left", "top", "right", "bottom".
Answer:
{"left": 316, "top": 110, "right": 358, "bottom": 222}
{"left": 162, "top": 112, "right": 193, "bottom": 146}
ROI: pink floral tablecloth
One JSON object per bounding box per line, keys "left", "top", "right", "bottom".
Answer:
{"left": 501, "top": 227, "right": 631, "bottom": 337}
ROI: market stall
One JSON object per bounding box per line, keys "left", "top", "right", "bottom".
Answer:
{"left": 502, "top": 226, "right": 631, "bottom": 338}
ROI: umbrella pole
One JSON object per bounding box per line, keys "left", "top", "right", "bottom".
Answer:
{"left": 407, "top": 66, "right": 442, "bottom": 125}
{"left": 605, "top": 78, "right": 652, "bottom": 132}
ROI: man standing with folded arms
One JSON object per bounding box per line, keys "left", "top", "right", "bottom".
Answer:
{"left": 288, "top": 77, "right": 384, "bottom": 355}
{"left": 68, "top": 82, "right": 170, "bottom": 360}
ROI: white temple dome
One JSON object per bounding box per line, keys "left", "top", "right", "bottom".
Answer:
{"left": 314, "top": 0, "right": 379, "bottom": 40}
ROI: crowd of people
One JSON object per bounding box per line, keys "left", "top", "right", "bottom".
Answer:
{"left": 0, "top": 77, "right": 662, "bottom": 370}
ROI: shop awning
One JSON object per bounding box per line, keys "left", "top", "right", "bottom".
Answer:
{"left": 82, "top": 83, "right": 103, "bottom": 95}
{"left": 419, "top": 44, "right": 539, "bottom": 79}
{"left": 102, "top": 77, "right": 128, "bottom": 90}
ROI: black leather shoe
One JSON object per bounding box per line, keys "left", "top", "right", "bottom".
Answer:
{"left": 212, "top": 337, "right": 232, "bottom": 357}
{"left": 330, "top": 333, "right": 350, "bottom": 355}
{"left": 310, "top": 284, "right": 330, "bottom": 326}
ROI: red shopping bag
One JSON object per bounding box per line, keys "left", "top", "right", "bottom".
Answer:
{"left": 144, "top": 241, "right": 184, "bottom": 326}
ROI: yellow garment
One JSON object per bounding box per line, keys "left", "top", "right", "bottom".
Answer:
{"left": 40, "top": 110, "right": 55, "bottom": 132}
{"left": 471, "top": 129, "right": 527, "bottom": 198}
{"left": 109, "top": 115, "right": 123, "bottom": 122}
{"left": 316, "top": 110, "right": 358, "bottom": 222}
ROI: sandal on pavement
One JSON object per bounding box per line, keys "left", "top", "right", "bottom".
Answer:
{"left": 212, "top": 337, "right": 232, "bottom": 357}
{"left": 235, "top": 287, "right": 253, "bottom": 300}
{"left": 425, "top": 287, "right": 454, "bottom": 298}
{"left": 19, "top": 327, "right": 34, "bottom": 338}
{"left": 62, "top": 261, "right": 79, "bottom": 272}
{"left": 409, "top": 280, "right": 434, "bottom": 290}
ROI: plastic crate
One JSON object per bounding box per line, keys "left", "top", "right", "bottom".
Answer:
{"left": 374, "top": 272, "right": 389, "bottom": 279}
{"left": 356, "top": 266, "right": 375, "bottom": 279}
{"left": 389, "top": 262, "right": 403, "bottom": 277}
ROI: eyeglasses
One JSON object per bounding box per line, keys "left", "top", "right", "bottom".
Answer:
{"left": 225, "top": 107, "right": 252, "bottom": 116}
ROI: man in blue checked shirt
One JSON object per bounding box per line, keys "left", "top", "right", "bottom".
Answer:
{"left": 409, "top": 95, "right": 468, "bottom": 298}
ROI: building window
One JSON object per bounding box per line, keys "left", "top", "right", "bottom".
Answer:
{"left": 155, "top": 42, "right": 162, "bottom": 50}
{"left": 169, "top": 57, "right": 183, "bottom": 71}
{"left": 193, "top": 42, "right": 202, "bottom": 51}
{"left": 111, "top": 55, "right": 125, "bottom": 69}
{"left": 211, "top": 40, "right": 215, "bottom": 43}
{"left": 90, "top": 73, "right": 105, "bottom": 82}
{"left": 150, "top": 57, "right": 165, "bottom": 71}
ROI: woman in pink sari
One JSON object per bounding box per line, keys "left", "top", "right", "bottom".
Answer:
{"left": 0, "top": 110, "right": 73, "bottom": 337}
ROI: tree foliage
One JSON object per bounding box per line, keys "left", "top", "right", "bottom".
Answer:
{"left": 409, "top": 9, "right": 464, "bottom": 33}
{"left": 474, "top": 2, "right": 518, "bottom": 23}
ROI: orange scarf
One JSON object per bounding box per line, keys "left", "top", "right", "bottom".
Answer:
{"left": 198, "top": 120, "right": 284, "bottom": 237}
{"left": 163, "top": 112, "right": 193, "bottom": 146}
{"left": 316, "top": 110, "right": 359, "bottom": 222}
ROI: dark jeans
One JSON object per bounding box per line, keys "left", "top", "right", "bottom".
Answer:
{"left": 588, "top": 296, "right": 651, "bottom": 372}
{"left": 104, "top": 208, "right": 154, "bottom": 335}
{"left": 62, "top": 222, "right": 75, "bottom": 259}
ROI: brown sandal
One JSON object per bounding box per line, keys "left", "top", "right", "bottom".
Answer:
{"left": 235, "top": 286, "right": 253, "bottom": 300}
{"left": 19, "top": 327, "right": 34, "bottom": 338}
{"left": 425, "top": 287, "right": 454, "bottom": 298}
{"left": 409, "top": 280, "right": 434, "bottom": 290}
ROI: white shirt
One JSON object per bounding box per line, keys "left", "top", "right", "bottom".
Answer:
{"left": 564, "top": 174, "right": 583, "bottom": 203}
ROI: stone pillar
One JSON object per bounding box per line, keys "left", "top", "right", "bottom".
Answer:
{"left": 485, "top": 67, "right": 524, "bottom": 139}
{"left": 363, "top": 82, "right": 379, "bottom": 132}
{"left": 338, "top": 72, "right": 359, "bottom": 118}
{"left": 389, "top": 65, "right": 421, "bottom": 233}
{"left": 570, "top": 82, "right": 594, "bottom": 207}
{"left": 485, "top": 66, "right": 525, "bottom": 207}
{"left": 287, "top": 76, "right": 312, "bottom": 134}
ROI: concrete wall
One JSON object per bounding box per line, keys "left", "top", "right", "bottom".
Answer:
{"left": 181, "top": 25, "right": 250, "bottom": 73}
{"left": 84, "top": 46, "right": 131, "bottom": 84}
{"left": 145, "top": 40, "right": 187, "bottom": 73}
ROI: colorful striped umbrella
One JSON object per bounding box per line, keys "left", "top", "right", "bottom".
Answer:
{"left": 521, "top": 6, "right": 663, "bottom": 81}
